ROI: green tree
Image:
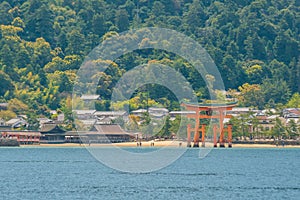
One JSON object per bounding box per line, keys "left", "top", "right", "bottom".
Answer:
{"left": 0, "top": 1, "right": 13, "bottom": 25}
{"left": 286, "top": 119, "right": 299, "bottom": 139}
{"left": 286, "top": 93, "right": 300, "bottom": 108}
{"left": 15, "top": 46, "right": 30, "bottom": 68}
{"left": 0, "top": 110, "right": 16, "bottom": 121}
{"left": 261, "top": 79, "right": 291, "bottom": 105}
{"left": 273, "top": 31, "right": 299, "bottom": 64}
{"left": 183, "top": 0, "right": 206, "bottom": 33}
{"left": 221, "top": 55, "right": 242, "bottom": 88}
{"left": 159, "top": 115, "right": 172, "bottom": 138}
{"left": 11, "top": 17, "right": 25, "bottom": 29}
{"left": 38, "top": 69, "right": 48, "bottom": 87}
{"left": 0, "top": 44, "right": 14, "bottom": 68}
{"left": 8, "top": 98, "right": 29, "bottom": 114}
{"left": 32, "top": 37, "right": 52, "bottom": 70}
{"left": 245, "top": 63, "right": 264, "bottom": 84}
{"left": 115, "top": 9, "right": 130, "bottom": 32}
{"left": 152, "top": 1, "right": 165, "bottom": 17}
{"left": 244, "top": 33, "right": 266, "bottom": 60}
{"left": 66, "top": 30, "right": 85, "bottom": 55}
{"left": 268, "top": 59, "right": 289, "bottom": 82}
{"left": 238, "top": 83, "right": 265, "bottom": 109}
{"left": 0, "top": 0, "right": 299, "bottom": 125}
{"left": 0, "top": 70, "right": 14, "bottom": 97}
{"left": 272, "top": 117, "right": 285, "bottom": 139}
{"left": 92, "top": 14, "right": 106, "bottom": 36}
{"left": 34, "top": 4, "right": 55, "bottom": 43}
{"left": 59, "top": 73, "right": 72, "bottom": 93}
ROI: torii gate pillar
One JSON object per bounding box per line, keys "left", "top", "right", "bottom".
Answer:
{"left": 187, "top": 124, "right": 192, "bottom": 147}
{"left": 201, "top": 124, "right": 206, "bottom": 147}
{"left": 228, "top": 124, "right": 233, "bottom": 148}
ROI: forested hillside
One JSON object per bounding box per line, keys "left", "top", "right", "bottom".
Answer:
{"left": 0, "top": 0, "right": 299, "bottom": 124}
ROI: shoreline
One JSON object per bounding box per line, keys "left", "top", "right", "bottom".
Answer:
{"left": 16, "top": 141, "right": 300, "bottom": 148}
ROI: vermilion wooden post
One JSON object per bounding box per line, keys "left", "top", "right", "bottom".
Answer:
{"left": 201, "top": 124, "right": 206, "bottom": 147}
{"left": 193, "top": 112, "right": 200, "bottom": 147}
{"left": 187, "top": 124, "right": 191, "bottom": 147}
{"left": 219, "top": 110, "right": 225, "bottom": 148}
{"left": 228, "top": 124, "right": 233, "bottom": 148}
{"left": 213, "top": 125, "right": 217, "bottom": 148}
{"left": 219, "top": 129, "right": 225, "bottom": 147}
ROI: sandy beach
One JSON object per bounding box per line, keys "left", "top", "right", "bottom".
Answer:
{"left": 20, "top": 141, "right": 300, "bottom": 148}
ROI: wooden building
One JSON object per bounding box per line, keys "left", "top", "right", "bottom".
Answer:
{"left": 66, "top": 124, "right": 135, "bottom": 144}
{"left": 40, "top": 123, "right": 66, "bottom": 144}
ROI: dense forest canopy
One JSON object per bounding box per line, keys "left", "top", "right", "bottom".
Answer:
{"left": 0, "top": 0, "right": 299, "bottom": 127}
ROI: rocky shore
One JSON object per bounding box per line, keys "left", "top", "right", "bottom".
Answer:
{"left": 0, "top": 138, "right": 19, "bottom": 147}
{"left": 233, "top": 140, "right": 300, "bottom": 146}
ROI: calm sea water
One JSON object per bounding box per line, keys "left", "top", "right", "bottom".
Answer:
{"left": 0, "top": 147, "right": 299, "bottom": 200}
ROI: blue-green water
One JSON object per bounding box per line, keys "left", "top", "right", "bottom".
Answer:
{"left": 0, "top": 148, "right": 299, "bottom": 200}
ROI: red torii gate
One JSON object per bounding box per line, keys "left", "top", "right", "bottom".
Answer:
{"left": 181, "top": 102, "right": 237, "bottom": 148}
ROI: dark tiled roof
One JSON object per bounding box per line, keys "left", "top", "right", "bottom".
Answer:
{"left": 90, "top": 124, "right": 132, "bottom": 135}
{"left": 182, "top": 101, "right": 238, "bottom": 107}
{"left": 40, "top": 123, "right": 66, "bottom": 133}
